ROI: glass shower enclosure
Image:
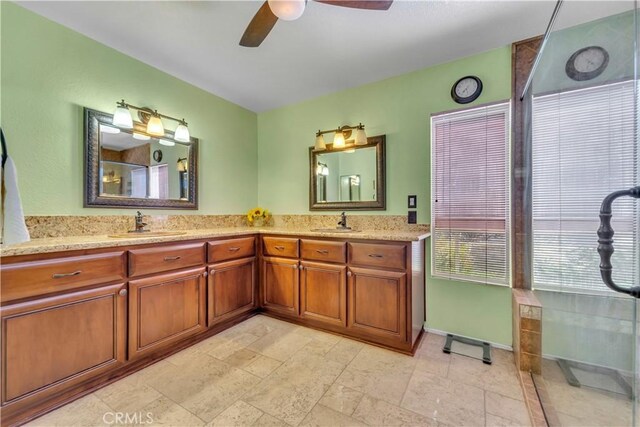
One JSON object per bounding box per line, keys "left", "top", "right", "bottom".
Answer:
{"left": 523, "top": 0, "right": 639, "bottom": 425}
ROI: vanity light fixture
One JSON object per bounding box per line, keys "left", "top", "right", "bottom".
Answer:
{"left": 112, "top": 100, "right": 134, "bottom": 129}
{"left": 177, "top": 157, "right": 188, "bottom": 172}
{"left": 112, "top": 99, "right": 191, "bottom": 143}
{"left": 316, "top": 162, "right": 329, "bottom": 176}
{"left": 146, "top": 113, "right": 165, "bottom": 137}
{"left": 314, "top": 123, "right": 367, "bottom": 150}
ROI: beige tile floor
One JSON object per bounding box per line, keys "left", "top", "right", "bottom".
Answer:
{"left": 27, "top": 315, "right": 530, "bottom": 427}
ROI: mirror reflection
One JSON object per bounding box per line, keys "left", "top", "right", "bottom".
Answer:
{"left": 99, "top": 125, "right": 191, "bottom": 200}
{"left": 315, "top": 147, "right": 376, "bottom": 203}
{"left": 310, "top": 136, "right": 385, "bottom": 211}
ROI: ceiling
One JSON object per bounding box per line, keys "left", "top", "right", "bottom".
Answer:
{"left": 18, "top": 1, "right": 632, "bottom": 112}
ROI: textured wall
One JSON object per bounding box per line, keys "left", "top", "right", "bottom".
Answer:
{"left": 1, "top": 3, "right": 258, "bottom": 215}
{"left": 257, "top": 47, "right": 514, "bottom": 345}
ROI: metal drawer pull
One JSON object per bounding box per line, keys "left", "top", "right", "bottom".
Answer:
{"left": 52, "top": 270, "right": 82, "bottom": 279}
{"left": 164, "top": 256, "right": 181, "bottom": 261}
{"left": 368, "top": 254, "right": 384, "bottom": 258}
{"left": 228, "top": 247, "right": 241, "bottom": 252}
{"left": 316, "top": 249, "right": 329, "bottom": 254}
{"left": 274, "top": 245, "right": 285, "bottom": 250}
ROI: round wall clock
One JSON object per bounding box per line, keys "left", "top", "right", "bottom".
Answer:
{"left": 153, "top": 149, "right": 163, "bottom": 162}
{"left": 451, "top": 76, "right": 483, "bottom": 104}
{"left": 565, "top": 46, "right": 609, "bottom": 81}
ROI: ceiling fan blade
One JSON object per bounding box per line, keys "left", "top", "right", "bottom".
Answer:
{"left": 313, "top": 0, "right": 393, "bottom": 10}
{"left": 240, "top": 1, "right": 278, "bottom": 47}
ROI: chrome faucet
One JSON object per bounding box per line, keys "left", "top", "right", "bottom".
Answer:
{"left": 337, "top": 212, "right": 350, "bottom": 230}
{"left": 131, "top": 211, "right": 149, "bottom": 233}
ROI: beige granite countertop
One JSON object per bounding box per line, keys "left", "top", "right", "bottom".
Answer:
{"left": 0, "top": 226, "right": 431, "bottom": 257}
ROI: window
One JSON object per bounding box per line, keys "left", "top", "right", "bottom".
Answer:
{"left": 532, "top": 81, "right": 638, "bottom": 294}
{"left": 149, "top": 164, "right": 169, "bottom": 199}
{"left": 431, "top": 102, "right": 511, "bottom": 286}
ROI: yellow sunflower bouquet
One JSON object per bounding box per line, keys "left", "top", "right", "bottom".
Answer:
{"left": 246, "top": 207, "right": 271, "bottom": 226}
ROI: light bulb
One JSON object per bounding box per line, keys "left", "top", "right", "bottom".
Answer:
{"left": 146, "top": 115, "right": 165, "bottom": 137}
{"left": 132, "top": 133, "right": 150, "bottom": 141}
{"left": 315, "top": 134, "right": 326, "bottom": 150}
{"left": 174, "top": 122, "right": 190, "bottom": 143}
{"left": 355, "top": 127, "right": 367, "bottom": 145}
{"left": 268, "top": 0, "right": 305, "bottom": 20}
{"left": 333, "top": 131, "right": 345, "bottom": 148}
{"left": 113, "top": 105, "right": 133, "bottom": 129}
{"left": 159, "top": 139, "right": 175, "bottom": 147}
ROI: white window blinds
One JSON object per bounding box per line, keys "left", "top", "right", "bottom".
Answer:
{"left": 532, "top": 81, "right": 638, "bottom": 295}
{"left": 431, "top": 102, "right": 511, "bottom": 286}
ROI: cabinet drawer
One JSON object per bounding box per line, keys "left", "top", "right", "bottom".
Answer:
{"left": 301, "top": 239, "right": 346, "bottom": 263}
{"left": 1, "top": 252, "right": 126, "bottom": 303}
{"left": 208, "top": 237, "right": 255, "bottom": 263}
{"left": 348, "top": 242, "right": 407, "bottom": 270}
{"left": 262, "top": 237, "right": 299, "bottom": 258}
{"left": 129, "top": 242, "right": 205, "bottom": 278}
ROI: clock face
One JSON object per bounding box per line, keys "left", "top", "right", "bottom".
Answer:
{"left": 566, "top": 46, "right": 609, "bottom": 81}
{"left": 451, "top": 76, "right": 483, "bottom": 104}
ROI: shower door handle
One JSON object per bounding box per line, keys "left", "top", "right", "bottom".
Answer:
{"left": 597, "top": 186, "right": 640, "bottom": 298}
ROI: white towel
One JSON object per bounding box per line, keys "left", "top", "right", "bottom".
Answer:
{"left": 1, "top": 156, "right": 30, "bottom": 245}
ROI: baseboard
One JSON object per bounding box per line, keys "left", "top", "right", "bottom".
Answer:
{"left": 424, "top": 326, "right": 513, "bottom": 351}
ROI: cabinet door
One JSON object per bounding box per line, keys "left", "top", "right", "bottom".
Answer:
{"left": 208, "top": 257, "right": 256, "bottom": 326}
{"left": 129, "top": 267, "right": 207, "bottom": 359}
{"left": 1, "top": 283, "right": 126, "bottom": 406}
{"left": 300, "top": 261, "right": 346, "bottom": 327}
{"left": 261, "top": 256, "right": 299, "bottom": 317}
{"left": 347, "top": 267, "right": 407, "bottom": 342}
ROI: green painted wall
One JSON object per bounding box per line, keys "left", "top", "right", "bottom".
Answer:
{"left": 257, "top": 47, "right": 514, "bottom": 345}
{"left": 0, "top": 2, "right": 258, "bottom": 215}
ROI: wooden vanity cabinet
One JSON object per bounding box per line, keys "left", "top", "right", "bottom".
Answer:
{"left": 261, "top": 256, "right": 299, "bottom": 317}
{"left": 259, "top": 236, "right": 425, "bottom": 354}
{"left": 208, "top": 258, "right": 256, "bottom": 326}
{"left": 347, "top": 266, "right": 407, "bottom": 344}
{"left": 1, "top": 282, "right": 127, "bottom": 421}
{"left": 299, "top": 261, "right": 347, "bottom": 327}
{"left": 128, "top": 266, "right": 207, "bottom": 360}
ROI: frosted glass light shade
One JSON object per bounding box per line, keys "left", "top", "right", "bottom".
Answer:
{"left": 333, "top": 131, "right": 345, "bottom": 148}
{"left": 132, "top": 133, "right": 150, "bottom": 141}
{"left": 112, "top": 106, "right": 133, "bottom": 129}
{"left": 174, "top": 123, "right": 190, "bottom": 142}
{"left": 315, "top": 134, "right": 326, "bottom": 150}
{"left": 159, "top": 139, "right": 175, "bottom": 147}
{"left": 268, "top": 0, "right": 305, "bottom": 20}
{"left": 355, "top": 128, "right": 367, "bottom": 145}
{"left": 146, "top": 115, "right": 165, "bottom": 137}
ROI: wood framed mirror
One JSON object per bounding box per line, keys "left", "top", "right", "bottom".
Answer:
{"left": 84, "top": 108, "right": 198, "bottom": 209}
{"left": 309, "top": 135, "right": 385, "bottom": 210}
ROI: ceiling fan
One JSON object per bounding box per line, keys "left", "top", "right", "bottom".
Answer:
{"left": 240, "top": 0, "right": 394, "bottom": 47}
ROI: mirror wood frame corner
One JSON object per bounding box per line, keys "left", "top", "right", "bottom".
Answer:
{"left": 84, "top": 107, "right": 199, "bottom": 209}
{"left": 309, "top": 135, "right": 386, "bottom": 211}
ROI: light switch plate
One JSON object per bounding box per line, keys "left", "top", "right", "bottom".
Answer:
{"left": 408, "top": 195, "right": 417, "bottom": 208}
